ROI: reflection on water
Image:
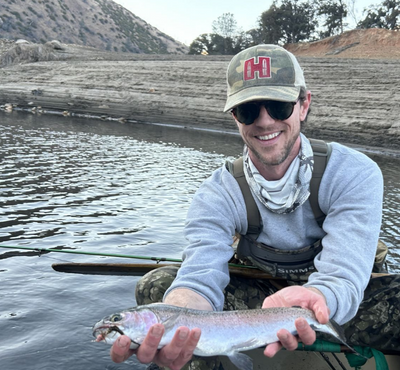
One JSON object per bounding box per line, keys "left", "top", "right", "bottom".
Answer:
{"left": 372, "top": 154, "right": 400, "bottom": 269}
{"left": 0, "top": 112, "right": 237, "bottom": 258}
{"left": 0, "top": 111, "right": 399, "bottom": 370}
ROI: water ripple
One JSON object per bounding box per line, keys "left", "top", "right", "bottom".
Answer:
{"left": 0, "top": 111, "right": 399, "bottom": 370}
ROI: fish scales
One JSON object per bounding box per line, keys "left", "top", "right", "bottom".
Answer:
{"left": 93, "top": 303, "right": 354, "bottom": 370}
{"left": 151, "top": 306, "right": 317, "bottom": 352}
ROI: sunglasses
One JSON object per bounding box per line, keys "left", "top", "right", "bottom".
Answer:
{"left": 231, "top": 99, "right": 299, "bottom": 125}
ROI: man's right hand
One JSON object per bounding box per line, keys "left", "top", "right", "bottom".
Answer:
{"left": 110, "top": 324, "right": 201, "bottom": 370}
{"left": 111, "top": 288, "right": 210, "bottom": 369}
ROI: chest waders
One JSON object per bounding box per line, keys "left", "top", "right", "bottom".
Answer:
{"left": 226, "top": 139, "right": 388, "bottom": 281}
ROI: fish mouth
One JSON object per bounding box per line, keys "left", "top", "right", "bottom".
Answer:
{"left": 93, "top": 325, "right": 125, "bottom": 342}
{"left": 93, "top": 325, "right": 140, "bottom": 349}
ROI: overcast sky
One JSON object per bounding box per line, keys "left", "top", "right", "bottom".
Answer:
{"left": 113, "top": 0, "right": 380, "bottom": 46}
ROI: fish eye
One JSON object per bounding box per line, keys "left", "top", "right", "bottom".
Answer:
{"left": 110, "top": 314, "right": 122, "bottom": 323}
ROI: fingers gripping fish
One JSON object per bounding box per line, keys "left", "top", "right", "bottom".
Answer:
{"left": 92, "top": 303, "right": 359, "bottom": 370}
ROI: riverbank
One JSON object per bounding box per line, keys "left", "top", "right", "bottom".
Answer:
{"left": 1, "top": 37, "right": 400, "bottom": 151}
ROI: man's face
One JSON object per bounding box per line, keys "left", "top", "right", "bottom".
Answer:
{"left": 234, "top": 91, "right": 311, "bottom": 174}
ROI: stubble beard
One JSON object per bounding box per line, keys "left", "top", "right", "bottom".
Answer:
{"left": 247, "top": 130, "right": 300, "bottom": 167}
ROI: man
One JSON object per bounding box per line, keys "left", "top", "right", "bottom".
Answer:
{"left": 110, "top": 45, "right": 387, "bottom": 369}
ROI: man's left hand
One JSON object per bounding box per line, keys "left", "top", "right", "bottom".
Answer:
{"left": 261, "top": 285, "right": 330, "bottom": 357}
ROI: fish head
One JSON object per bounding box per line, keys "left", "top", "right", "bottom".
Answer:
{"left": 92, "top": 308, "right": 158, "bottom": 348}
{"left": 92, "top": 312, "right": 128, "bottom": 345}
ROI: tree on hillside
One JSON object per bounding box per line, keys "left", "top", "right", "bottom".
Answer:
{"left": 246, "top": 27, "right": 264, "bottom": 45}
{"left": 258, "top": 3, "right": 285, "bottom": 44}
{"left": 346, "top": 0, "right": 358, "bottom": 25}
{"left": 385, "top": 0, "right": 400, "bottom": 28}
{"left": 212, "top": 13, "right": 238, "bottom": 38}
{"left": 259, "top": 0, "right": 317, "bottom": 44}
{"left": 188, "top": 33, "right": 213, "bottom": 55}
{"left": 316, "top": 0, "right": 348, "bottom": 38}
{"left": 189, "top": 13, "right": 252, "bottom": 54}
{"left": 358, "top": 0, "right": 400, "bottom": 29}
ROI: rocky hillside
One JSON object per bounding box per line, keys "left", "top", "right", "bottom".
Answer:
{"left": 0, "top": 0, "right": 188, "bottom": 54}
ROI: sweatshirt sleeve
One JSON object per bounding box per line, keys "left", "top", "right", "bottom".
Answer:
{"left": 164, "top": 166, "right": 248, "bottom": 311}
{"left": 304, "top": 143, "right": 384, "bottom": 324}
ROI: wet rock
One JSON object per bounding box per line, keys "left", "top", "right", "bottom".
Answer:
{"left": 45, "top": 40, "right": 65, "bottom": 50}
{"left": 15, "top": 39, "right": 30, "bottom": 45}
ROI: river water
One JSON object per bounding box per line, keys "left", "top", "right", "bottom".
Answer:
{"left": 0, "top": 111, "right": 399, "bottom": 370}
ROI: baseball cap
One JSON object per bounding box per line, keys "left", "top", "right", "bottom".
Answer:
{"left": 224, "top": 44, "right": 307, "bottom": 112}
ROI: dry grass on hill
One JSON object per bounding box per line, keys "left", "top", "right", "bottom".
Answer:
{"left": 286, "top": 28, "right": 400, "bottom": 59}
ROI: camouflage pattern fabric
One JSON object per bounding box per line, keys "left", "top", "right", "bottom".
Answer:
{"left": 342, "top": 274, "right": 400, "bottom": 352}
{"left": 136, "top": 266, "right": 400, "bottom": 370}
{"left": 223, "top": 44, "right": 306, "bottom": 112}
{"left": 135, "top": 265, "right": 179, "bottom": 305}
{"left": 135, "top": 265, "right": 281, "bottom": 310}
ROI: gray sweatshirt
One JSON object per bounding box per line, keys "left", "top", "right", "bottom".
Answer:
{"left": 165, "top": 141, "right": 384, "bottom": 324}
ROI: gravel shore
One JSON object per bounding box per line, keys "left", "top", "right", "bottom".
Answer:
{"left": 1, "top": 39, "right": 399, "bottom": 151}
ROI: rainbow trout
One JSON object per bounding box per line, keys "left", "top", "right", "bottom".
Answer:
{"left": 93, "top": 303, "right": 355, "bottom": 370}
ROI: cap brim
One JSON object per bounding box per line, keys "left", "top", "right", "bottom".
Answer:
{"left": 223, "top": 86, "right": 301, "bottom": 112}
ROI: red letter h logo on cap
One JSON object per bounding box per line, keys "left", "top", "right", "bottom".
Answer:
{"left": 244, "top": 57, "right": 271, "bottom": 81}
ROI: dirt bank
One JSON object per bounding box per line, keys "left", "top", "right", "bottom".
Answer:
{"left": 0, "top": 32, "right": 399, "bottom": 151}
{"left": 286, "top": 28, "right": 400, "bottom": 59}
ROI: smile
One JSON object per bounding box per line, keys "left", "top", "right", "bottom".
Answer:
{"left": 257, "top": 132, "right": 281, "bottom": 140}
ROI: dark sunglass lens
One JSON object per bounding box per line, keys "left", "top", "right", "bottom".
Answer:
{"left": 235, "top": 103, "right": 260, "bottom": 125}
{"left": 266, "top": 101, "right": 295, "bottom": 120}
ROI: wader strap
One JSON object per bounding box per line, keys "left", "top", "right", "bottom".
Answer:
{"left": 309, "top": 139, "right": 332, "bottom": 227}
{"left": 226, "top": 158, "right": 261, "bottom": 237}
{"left": 226, "top": 140, "right": 388, "bottom": 276}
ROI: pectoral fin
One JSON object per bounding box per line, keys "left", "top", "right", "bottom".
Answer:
{"left": 227, "top": 352, "right": 253, "bottom": 370}
{"left": 161, "top": 310, "right": 185, "bottom": 334}
{"left": 161, "top": 309, "right": 183, "bottom": 334}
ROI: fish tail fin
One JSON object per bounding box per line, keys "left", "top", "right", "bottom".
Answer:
{"left": 328, "top": 319, "right": 369, "bottom": 360}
